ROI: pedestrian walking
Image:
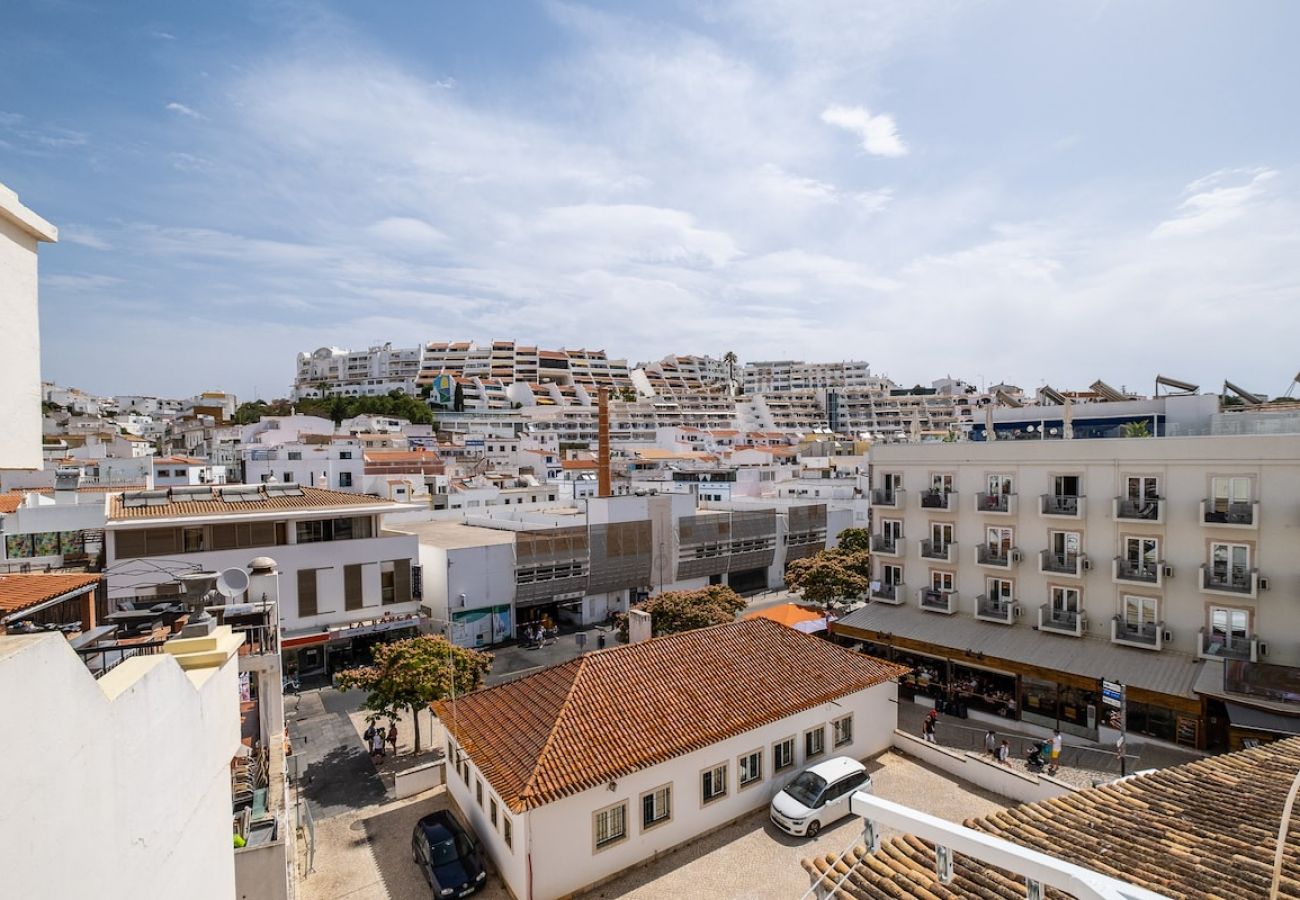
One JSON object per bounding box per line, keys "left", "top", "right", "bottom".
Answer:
{"left": 1050, "top": 729, "right": 1063, "bottom": 774}
{"left": 984, "top": 729, "right": 997, "bottom": 759}
{"left": 387, "top": 721, "right": 398, "bottom": 756}
{"left": 363, "top": 721, "right": 376, "bottom": 748}
{"left": 996, "top": 740, "right": 1010, "bottom": 766}
{"left": 922, "top": 713, "right": 937, "bottom": 743}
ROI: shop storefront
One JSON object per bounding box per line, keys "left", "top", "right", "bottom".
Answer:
{"left": 1019, "top": 675, "right": 1100, "bottom": 739}
{"left": 283, "top": 612, "right": 424, "bottom": 678}
{"left": 450, "top": 605, "right": 512, "bottom": 648}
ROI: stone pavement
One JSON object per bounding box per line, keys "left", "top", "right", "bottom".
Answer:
{"left": 288, "top": 687, "right": 387, "bottom": 821}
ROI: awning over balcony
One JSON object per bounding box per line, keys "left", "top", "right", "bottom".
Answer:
{"left": 834, "top": 602, "right": 1203, "bottom": 700}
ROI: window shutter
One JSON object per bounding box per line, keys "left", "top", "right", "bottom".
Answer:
{"left": 344, "top": 564, "right": 364, "bottom": 610}
{"left": 392, "top": 559, "right": 412, "bottom": 605}
{"left": 297, "top": 569, "right": 318, "bottom": 617}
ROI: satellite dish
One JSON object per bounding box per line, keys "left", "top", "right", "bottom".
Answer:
{"left": 216, "top": 567, "right": 250, "bottom": 600}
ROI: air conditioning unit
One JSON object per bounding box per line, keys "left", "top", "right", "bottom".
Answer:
{"left": 1082, "top": 557, "right": 1092, "bottom": 571}
{"left": 1163, "top": 565, "right": 1174, "bottom": 578}
{"left": 1260, "top": 577, "right": 1270, "bottom": 591}
{"left": 1013, "top": 603, "right": 1023, "bottom": 617}
{"left": 1261, "top": 642, "right": 1269, "bottom": 657}
{"left": 1162, "top": 629, "right": 1173, "bottom": 643}
{"left": 1011, "top": 549, "right": 1022, "bottom": 562}
{"left": 1079, "top": 615, "right": 1089, "bottom": 632}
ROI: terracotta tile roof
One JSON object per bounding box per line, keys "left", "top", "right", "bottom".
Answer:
{"left": 0, "top": 494, "right": 25, "bottom": 514}
{"left": 107, "top": 485, "right": 398, "bottom": 521}
{"left": 804, "top": 737, "right": 1300, "bottom": 899}
{"left": 0, "top": 573, "right": 100, "bottom": 617}
{"left": 363, "top": 450, "right": 441, "bottom": 463}
{"left": 434, "top": 618, "right": 907, "bottom": 813}
{"left": 560, "top": 459, "right": 597, "bottom": 470}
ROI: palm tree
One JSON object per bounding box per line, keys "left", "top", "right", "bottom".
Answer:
{"left": 722, "top": 351, "right": 738, "bottom": 394}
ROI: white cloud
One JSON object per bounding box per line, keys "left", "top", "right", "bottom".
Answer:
{"left": 1152, "top": 168, "right": 1277, "bottom": 238}
{"left": 366, "top": 217, "right": 447, "bottom": 249}
{"left": 60, "top": 227, "right": 112, "bottom": 251}
{"left": 165, "top": 102, "right": 203, "bottom": 119}
{"left": 820, "top": 104, "right": 908, "bottom": 157}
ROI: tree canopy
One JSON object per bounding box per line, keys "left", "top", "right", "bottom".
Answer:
{"left": 335, "top": 635, "right": 492, "bottom": 753}
{"left": 616, "top": 585, "right": 746, "bottom": 643}
{"left": 785, "top": 531, "right": 872, "bottom": 614}
{"left": 232, "top": 390, "right": 435, "bottom": 426}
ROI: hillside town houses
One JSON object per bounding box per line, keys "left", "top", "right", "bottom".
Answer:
{"left": 12, "top": 166, "right": 1300, "bottom": 900}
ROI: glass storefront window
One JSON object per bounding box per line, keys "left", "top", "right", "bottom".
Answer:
{"left": 949, "top": 664, "right": 1017, "bottom": 718}
{"left": 1021, "top": 676, "right": 1058, "bottom": 730}
{"left": 1127, "top": 701, "right": 1178, "bottom": 742}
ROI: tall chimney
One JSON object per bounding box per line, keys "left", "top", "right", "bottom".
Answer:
{"left": 597, "top": 387, "right": 612, "bottom": 498}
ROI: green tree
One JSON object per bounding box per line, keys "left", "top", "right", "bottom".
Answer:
{"left": 722, "top": 350, "right": 738, "bottom": 393}
{"left": 1120, "top": 420, "right": 1152, "bottom": 438}
{"left": 453, "top": 382, "right": 465, "bottom": 413}
{"left": 615, "top": 585, "right": 746, "bottom": 643}
{"left": 232, "top": 400, "right": 270, "bottom": 425}
{"left": 335, "top": 635, "right": 492, "bottom": 754}
{"left": 834, "top": 528, "right": 871, "bottom": 555}
{"left": 786, "top": 546, "right": 872, "bottom": 615}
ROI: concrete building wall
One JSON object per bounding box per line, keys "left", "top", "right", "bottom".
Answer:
{"left": 0, "top": 629, "right": 241, "bottom": 900}
{"left": 519, "top": 680, "right": 897, "bottom": 900}
{"left": 105, "top": 531, "right": 420, "bottom": 635}
{"left": 0, "top": 185, "right": 56, "bottom": 471}
{"left": 870, "top": 434, "right": 1300, "bottom": 665}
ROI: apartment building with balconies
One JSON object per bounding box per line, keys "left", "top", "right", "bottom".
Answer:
{"left": 292, "top": 343, "right": 424, "bottom": 400}
{"left": 838, "top": 432, "right": 1300, "bottom": 752}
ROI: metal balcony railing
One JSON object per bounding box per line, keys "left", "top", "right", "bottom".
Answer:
{"left": 974, "top": 594, "right": 1015, "bottom": 624}
{"left": 1040, "top": 494, "right": 1084, "bottom": 517}
{"left": 870, "top": 582, "right": 904, "bottom": 605}
{"left": 920, "top": 540, "right": 955, "bottom": 562}
{"left": 918, "top": 588, "right": 957, "bottom": 614}
{"left": 1201, "top": 499, "right": 1258, "bottom": 528}
{"left": 1111, "top": 616, "right": 1162, "bottom": 649}
{"left": 1113, "top": 556, "right": 1162, "bottom": 586}
{"left": 1200, "top": 565, "right": 1259, "bottom": 597}
{"left": 871, "top": 534, "right": 902, "bottom": 555}
{"left": 1198, "top": 628, "right": 1258, "bottom": 662}
{"left": 1113, "top": 497, "right": 1162, "bottom": 522}
{"left": 919, "top": 490, "right": 954, "bottom": 511}
{"left": 974, "top": 492, "right": 1013, "bottom": 514}
{"left": 74, "top": 640, "right": 167, "bottom": 678}
{"left": 871, "top": 487, "right": 902, "bottom": 508}
{"left": 1039, "top": 549, "right": 1084, "bottom": 576}
{"left": 1038, "top": 604, "right": 1083, "bottom": 636}
{"left": 975, "top": 545, "right": 1014, "bottom": 568}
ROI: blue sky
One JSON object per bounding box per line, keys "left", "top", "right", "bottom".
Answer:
{"left": 4, "top": 0, "right": 1299, "bottom": 400}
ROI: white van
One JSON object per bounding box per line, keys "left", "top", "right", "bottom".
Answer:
{"left": 769, "top": 756, "right": 871, "bottom": 838}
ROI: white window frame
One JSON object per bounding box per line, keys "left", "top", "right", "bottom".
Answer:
{"left": 1051, "top": 585, "right": 1080, "bottom": 614}
{"left": 804, "top": 725, "right": 826, "bottom": 760}
{"left": 987, "top": 473, "right": 1013, "bottom": 495}
{"left": 592, "top": 800, "right": 629, "bottom": 852}
{"left": 1121, "top": 594, "right": 1158, "bottom": 630}
{"left": 987, "top": 577, "right": 1014, "bottom": 602}
{"left": 1210, "top": 541, "right": 1251, "bottom": 586}
{"left": 772, "top": 736, "right": 796, "bottom": 772}
{"left": 640, "top": 783, "right": 673, "bottom": 832}
{"left": 1210, "top": 606, "right": 1251, "bottom": 650}
{"left": 738, "top": 748, "right": 763, "bottom": 789}
{"left": 832, "top": 714, "right": 854, "bottom": 748}
{"left": 701, "top": 762, "right": 729, "bottom": 805}
{"left": 930, "top": 521, "right": 954, "bottom": 546}
{"left": 930, "top": 569, "right": 955, "bottom": 592}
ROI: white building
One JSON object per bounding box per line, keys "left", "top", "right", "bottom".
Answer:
{"left": 435, "top": 618, "right": 905, "bottom": 900}
{"left": 742, "top": 359, "right": 875, "bottom": 394}
{"left": 293, "top": 343, "right": 425, "bottom": 399}
{"left": 1, "top": 618, "right": 245, "bottom": 900}
{"left": 103, "top": 483, "right": 421, "bottom": 677}
{"left": 0, "top": 183, "right": 57, "bottom": 470}
{"left": 243, "top": 437, "right": 365, "bottom": 492}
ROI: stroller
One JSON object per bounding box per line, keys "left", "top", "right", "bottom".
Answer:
{"left": 1026, "top": 741, "right": 1048, "bottom": 773}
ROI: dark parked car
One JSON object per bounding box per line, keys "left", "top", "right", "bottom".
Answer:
{"left": 410, "top": 810, "right": 487, "bottom": 897}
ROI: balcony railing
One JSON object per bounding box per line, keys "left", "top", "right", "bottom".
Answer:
{"left": 1199, "top": 565, "right": 1259, "bottom": 598}
{"left": 974, "top": 594, "right": 1016, "bottom": 625}
{"left": 870, "top": 582, "right": 905, "bottom": 605}
{"left": 74, "top": 640, "right": 167, "bottom": 678}
{"left": 975, "top": 545, "right": 1016, "bottom": 569}
{"left": 1112, "top": 556, "right": 1164, "bottom": 587}
{"left": 1201, "top": 499, "right": 1258, "bottom": 529}
{"left": 1111, "top": 616, "right": 1163, "bottom": 650}
{"left": 1198, "top": 628, "right": 1258, "bottom": 662}
{"left": 1038, "top": 604, "right": 1084, "bottom": 637}
{"left": 871, "top": 488, "right": 903, "bottom": 509}
{"left": 920, "top": 540, "right": 956, "bottom": 563}
{"left": 1040, "top": 494, "right": 1085, "bottom": 518}
{"left": 974, "top": 492, "right": 1016, "bottom": 515}
{"left": 871, "top": 534, "right": 903, "bottom": 557}
{"left": 919, "top": 490, "right": 955, "bottom": 511}
{"left": 1113, "top": 497, "right": 1163, "bottom": 523}
{"left": 1039, "top": 549, "right": 1086, "bottom": 577}
{"left": 918, "top": 588, "right": 958, "bottom": 615}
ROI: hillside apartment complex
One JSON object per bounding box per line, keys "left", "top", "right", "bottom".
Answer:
{"left": 840, "top": 429, "right": 1300, "bottom": 751}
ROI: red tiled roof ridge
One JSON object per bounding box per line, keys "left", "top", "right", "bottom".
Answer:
{"left": 517, "top": 657, "right": 589, "bottom": 808}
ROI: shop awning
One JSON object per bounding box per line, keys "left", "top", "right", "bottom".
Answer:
{"left": 834, "top": 602, "right": 1204, "bottom": 699}
{"left": 1225, "top": 701, "right": 1300, "bottom": 736}
{"left": 743, "top": 603, "right": 827, "bottom": 633}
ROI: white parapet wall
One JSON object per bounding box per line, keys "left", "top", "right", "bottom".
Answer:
{"left": 0, "top": 627, "right": 244, "bottom": 900}
{"left": 891, "top": 730, "right": 1075, "bottom": 805}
